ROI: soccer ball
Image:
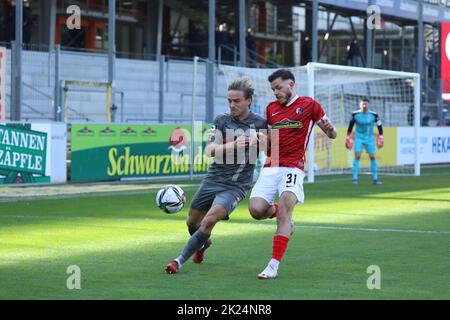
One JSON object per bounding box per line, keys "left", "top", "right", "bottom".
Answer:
{"left": 156, "top": 185, "right": 186, "bottom": 214}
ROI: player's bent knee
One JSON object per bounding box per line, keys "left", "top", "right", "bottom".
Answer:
{"left": 186, "top": 216, "right": 199, "bottom": 229}
{"left": 248, "top": 198, "right": 271, "bottom": 220}
{"left": 250, "top": 211, "right": 265, "bottom": 220}
{"left": 248, "top": 204, "right": 267, "bottom": 220}
{"left": 187, "top": 209, "right": 204, "bottom": 224}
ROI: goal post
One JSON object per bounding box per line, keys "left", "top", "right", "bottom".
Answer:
{"left": 62, "top": 80, "right": 112, "bottom": 123}
{"left": 219, "top": 62, "right": 421, "bottom": 182}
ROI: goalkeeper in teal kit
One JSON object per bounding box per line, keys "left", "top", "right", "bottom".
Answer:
{"left": 345, "top": 98, "right": 384, "bottom": 185}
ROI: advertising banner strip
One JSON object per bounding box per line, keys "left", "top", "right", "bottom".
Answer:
{"left": 71, "top": 124, "right": 204, "bottom": 152}
{"left": 309, "top": 127, "right": 397, "bottom": 170}
{"left": 0, "top": 123, "right": 67, "bottom": 185}
{"left": 70, "top": 124, "right": 212, "bottom": 182}
{"left": 397, "top": 127, "right": 450, "bottom": 165}
{"left": 0, "top": 47, "right": 6, "bottom": 121}
{"left": 442, "top": 22, "right": 450, "bottom": 101}
{"left": 71, "top": 124, "right": 400, "bottom": 182}
{"left": 0, "top": 124, "right": 47, "bottom": 175}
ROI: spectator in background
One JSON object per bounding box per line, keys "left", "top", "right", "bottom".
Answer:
{"left": 347, "top": 38, "right": 362, "bottom": 67}
{"left": 422, "top": 115, "right": 430, "bottom": 127}
{"left": 301, "top": 35, "right": 311, "bottom": 65}
{"left": 229, "top": 26, "right": 238, "bottom": 57}
{"left": 7, "top": 0, "right": 14, "bottom": 42}
{"left": 246, "top": 28, "right": 257, "bottom": 66}
{"left": 3, "top": 0, "right": 33, "bottom": 44}
{"left": 188, "top": 22, "right": 206, "bottom": 58}
{"left": 216, "top": 23, "right": 233, "bottom": 63}
{"left": 23, "top": 1, "right": 33, "bottom": 44}
{"left": 0, "top": 1, "right": 10, "bottom": 41}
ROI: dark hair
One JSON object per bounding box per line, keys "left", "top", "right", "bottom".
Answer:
{"left": 361, "top": 97, "right": 370, "bottom": 102}
{"left": 268, "top": 69, "right": 295, "bottom": 83}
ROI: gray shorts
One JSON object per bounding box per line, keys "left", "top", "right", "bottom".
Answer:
{"left": 190, "top": 181, "right": 246, "bottom": 219}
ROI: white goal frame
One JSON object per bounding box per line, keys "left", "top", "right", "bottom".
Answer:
{"left": 306, "top": 62, "right": 421, "bottom": 183}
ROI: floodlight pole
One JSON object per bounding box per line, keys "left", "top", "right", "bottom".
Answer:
{"left": 366, "top": 0, "right": 374, "bottom": 68}
{"left": 159, "top": 55, "right": 165, "bottom": 123}
{"left": 415, "top": 0, "right": 423, "bottom": 176}
{"left": 239, "top": 0, "right": 246, "bottom": 67}
{"left": 311, "top": 0, "right": 318, "bottom": 63}
{"left": 156, "top": 0, "right": 163, "bottom": 61}
{"left": 306, "top": 0, "right": 319, "bottom": 183}
{"left": 307, "top": 63, "right": 315, "bottom": 183}
{"left": 417, "top": 0, "right": 424, "bottom": 79}
{"left": 108, "top": 0, "right": 116, "bottom": 123}
{"left": 206, "top": 0, "right": 215, "bottom": 123}
{"left": 190, "top": 56, "right": 199, "bottom": 181}
{"left": 12, "top": 1, "right": 23, "bottom": 121}
{"left": 54, "top": 44, "right": 61, "bottom": 121}
{"left": 414, "top": 74, "right": 421, "bottom": 176}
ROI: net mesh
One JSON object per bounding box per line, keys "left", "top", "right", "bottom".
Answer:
{"left": 219, "top": 63, "right": 418, "bottom": 178}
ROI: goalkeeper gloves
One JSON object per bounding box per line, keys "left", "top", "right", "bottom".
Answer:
{"left": 377, "top": 135, "right": 384, "bottom": 149}
{"left": 345, "top": 135, "right": 353, "bottom": 150}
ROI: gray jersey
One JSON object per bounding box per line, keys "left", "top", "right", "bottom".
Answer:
{"left": 205, "top": 112, "right": 267, "bottom": 191}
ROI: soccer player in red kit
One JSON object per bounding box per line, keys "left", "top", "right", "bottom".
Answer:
{"left": 248, "top": 69, "right": 337, "bottom": 279}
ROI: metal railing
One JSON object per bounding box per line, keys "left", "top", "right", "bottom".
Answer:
{"left": 217, "top": 44, "right": 280, "bottom": 68}
{"left": 6, "top": 93, "right": 48, "bottom": 120}
{"left": 3, "top": 44, "right": 276, "bottom": 124}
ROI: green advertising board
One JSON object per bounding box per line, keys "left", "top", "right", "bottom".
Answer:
{"left": 71, "top": 124, "right": 213, "bottom": 182}
{"left": 0, "top": 123, "right": 49, "bottom": 184}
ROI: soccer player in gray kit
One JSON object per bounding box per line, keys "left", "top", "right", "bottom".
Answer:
{"left": 165, "top": 78, "right": 267, "bottom": 274}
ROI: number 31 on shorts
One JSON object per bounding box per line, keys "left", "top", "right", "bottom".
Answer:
{"left": 286, "top": 173, "right": 298, "bottom": 187}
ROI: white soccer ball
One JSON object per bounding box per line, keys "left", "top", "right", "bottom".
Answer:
{"left": 156, "top": 185, "right": 186, "bottom": 214}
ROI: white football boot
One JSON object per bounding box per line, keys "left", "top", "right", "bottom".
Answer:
{"left": 258, "top": 264, "right": 278, "bottom": 279}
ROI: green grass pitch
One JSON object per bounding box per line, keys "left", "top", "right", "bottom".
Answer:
{"left": 0, "top": 167, "right": 449, "bottom": 300}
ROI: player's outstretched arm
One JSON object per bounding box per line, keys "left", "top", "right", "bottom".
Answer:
{"left": 317, "top": 115, "right": 337, "bottom": 139}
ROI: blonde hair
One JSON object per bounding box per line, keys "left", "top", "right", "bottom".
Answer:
{"left": 227, "top": 78, "right": 254, "bottom": 100}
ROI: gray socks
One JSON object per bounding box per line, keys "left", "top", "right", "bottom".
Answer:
{"left": 176, "top": 229, "right": 210, "bottom": 266}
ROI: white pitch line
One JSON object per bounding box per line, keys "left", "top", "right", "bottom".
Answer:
{"left": 228, "top": 221, "right": 450, "bottom": 235}
{"left": 0, "top": 186, "right": 201, "bottom": 202}
{"left": 296, "top": 224, "right": 450, "bottom": 235}
{"left": 0, "top": 214, "right": 449, "bottom": 235}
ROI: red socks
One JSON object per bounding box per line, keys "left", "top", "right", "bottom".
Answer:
{"left": 272, "top": 235, "right": 289, "bottom": 262}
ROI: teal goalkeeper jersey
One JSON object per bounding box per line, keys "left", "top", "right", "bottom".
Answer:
{"left": 347, "top": 110, "right": 383, "bottom": 141}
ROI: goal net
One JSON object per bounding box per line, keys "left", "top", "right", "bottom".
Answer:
{"left": 219, "top": 62, "right": 421, "bottom": 182}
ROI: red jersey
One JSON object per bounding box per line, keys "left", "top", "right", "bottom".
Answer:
{"left": 264, "top": 95, "right": 325, "bottom": 170}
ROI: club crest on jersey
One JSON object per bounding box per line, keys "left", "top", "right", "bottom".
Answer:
{"left": 296, "top": 108, "right": 303, "bottom": 114}
{"left": 272, "top": 118, "right": 303, "bottom": 129}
